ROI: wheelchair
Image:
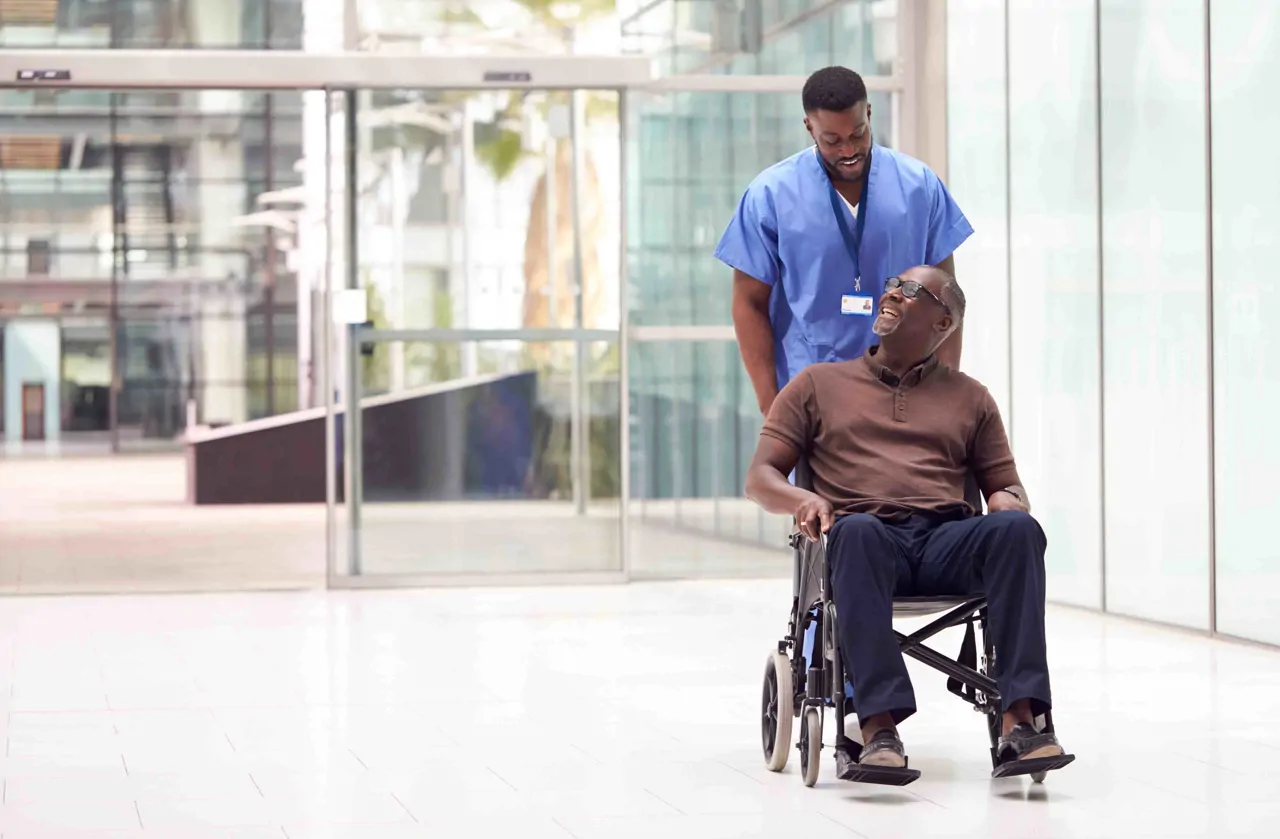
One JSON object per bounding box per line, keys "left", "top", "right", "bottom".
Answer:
{"left": 760, "top": 465, "right": 1075, "bottom": 787}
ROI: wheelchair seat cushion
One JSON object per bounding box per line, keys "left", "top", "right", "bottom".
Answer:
{"left": 891, "top": 595, "right": 976, "bottom": 617}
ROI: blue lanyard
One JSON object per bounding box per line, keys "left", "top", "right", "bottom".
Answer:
{"left": 826, "top": 158, "right": 870, "bottom": 292}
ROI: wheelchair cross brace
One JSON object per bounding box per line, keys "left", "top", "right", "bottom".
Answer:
{"left": 894, "top": 598, "right": 999, "bottom": 711}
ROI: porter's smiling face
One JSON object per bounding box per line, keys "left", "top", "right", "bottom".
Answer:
{"left": 805, "top": 102, "right": 872, "bottom": 183}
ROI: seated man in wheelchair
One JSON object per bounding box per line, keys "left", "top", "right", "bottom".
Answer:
{"left": 745, "top": 265, "right": 1068, "bottom": 780}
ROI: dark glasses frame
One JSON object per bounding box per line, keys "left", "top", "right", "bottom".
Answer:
{"left": 884, "top": 276, "right": 950, "bottom": 314}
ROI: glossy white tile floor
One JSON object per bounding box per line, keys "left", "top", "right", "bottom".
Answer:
{"left": 0, "top": 581, "right": 1278, "bottom": 838}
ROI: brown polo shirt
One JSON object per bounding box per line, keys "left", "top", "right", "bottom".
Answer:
{"left": 760, "top": 348, "right": 1021, "bottom": 520}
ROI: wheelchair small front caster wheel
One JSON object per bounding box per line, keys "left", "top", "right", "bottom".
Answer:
{"left": 1031, "top": 771, "right": 1047, "bottom": 783}
{"left": 799, "top": 707, "right": 822, "bottom": 787}
{"left": 762, "top": 650, "right": 794, "bottom": 772}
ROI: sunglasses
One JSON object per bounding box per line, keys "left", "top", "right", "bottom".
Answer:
{"left": 884, "top": 276, "right": 950, "bottom": 314}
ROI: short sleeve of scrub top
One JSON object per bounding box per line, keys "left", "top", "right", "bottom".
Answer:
{"left": 922, "top": 168, "right": 974, "bottom": 266}
{"left": 714, "top": 182, "right": 781, "bottom": 287}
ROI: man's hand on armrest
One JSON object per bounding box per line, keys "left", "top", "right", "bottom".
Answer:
{"left": 987, "top": 485, "right": 1030, "bottom": 514}
{"left": 744, "top": 436, "right": 834, "bottom": 541}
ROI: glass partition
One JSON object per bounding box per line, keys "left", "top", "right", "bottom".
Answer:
{"left": 331, "top": 84, "right": 624, "bottom": 582}
{"left": 1099, "top": 0, "right": 1211, "bottom": 629}
{"left": 1007, "top": 0, "right": 1103, "bottom": 610}
{"left": 348, "top": 338, "right": 621, "bottom": 577}
{"left": 0, "top": 84, "right": 320, "bottom": 593}
{"left": 1210, "top": 0, "right": 1280, "bottom": 645}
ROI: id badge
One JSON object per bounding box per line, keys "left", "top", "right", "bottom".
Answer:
{"left": 841, "top": 294, "right": 875, "bottom": 316}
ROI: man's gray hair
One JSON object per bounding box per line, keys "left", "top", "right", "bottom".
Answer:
{"left": 940, "top": 275, "right": 966, "bottom": 321}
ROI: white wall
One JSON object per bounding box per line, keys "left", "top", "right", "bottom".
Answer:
{"left": 3, "top": 321, "right": 62, "bottom": 442}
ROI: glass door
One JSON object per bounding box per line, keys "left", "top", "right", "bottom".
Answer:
{"left": 329, "top": 85, "right": 626, "bottom": 584}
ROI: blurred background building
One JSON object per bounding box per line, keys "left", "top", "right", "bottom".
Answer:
{"left": 0, "top": 0, "right": 1276, "bottom": 650}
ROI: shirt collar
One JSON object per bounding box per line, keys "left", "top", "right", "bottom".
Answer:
{"left": 862, "top": 345, "right": 940, "bottom": 387}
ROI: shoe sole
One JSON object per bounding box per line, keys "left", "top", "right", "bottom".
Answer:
{"left": 991, "top": 753, "right": 1076, "bottom": 779}
{"left": 835, "top": 748, "right": 921, "bottom": 786}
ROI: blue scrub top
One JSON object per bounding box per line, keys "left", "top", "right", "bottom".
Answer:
{"left": 714, "top": 144, "right": 973, "bottom": 389}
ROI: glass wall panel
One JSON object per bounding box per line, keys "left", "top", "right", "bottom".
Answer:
{"left": 1210, "top": 1, "right": 1280, "bottom": 644}
{"left": 354, "top": 89, "right": 620, "bottom": 336}
{"left": 1007, "top": 0, "right": 1102, "bottom": 609}
{"left": 351, "top": 339, "right": 622, "bottom": 577}
{"left": 620, "top": 0, "right": 898, "bottom": 77}
{"left": 945, "top": 0, "right": 1010, "bottom": 418}
{"left": 0, "top": 0, "right": 302, "bottom": 49}
{"left": 1099, "top": 0, "right": 1210, "bottom": 629}
{"left": 0, "top": 87, "right": 316, "bottom": 594}
{"left": 0, "top": 88, "right": 302, "bottom": 454}
{"left": 625, "top": 84, "right": 900, "bottom": 575}
{"left": 357, "top": 0, "right": 621, "bottom": 57}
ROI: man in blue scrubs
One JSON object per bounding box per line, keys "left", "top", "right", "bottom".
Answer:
{"left": 717, "top": 66, "right": 973, "bottom": 414}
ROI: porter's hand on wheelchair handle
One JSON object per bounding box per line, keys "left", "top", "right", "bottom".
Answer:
{"left": 795, "top": 494, "right": 834, "bottom": 542}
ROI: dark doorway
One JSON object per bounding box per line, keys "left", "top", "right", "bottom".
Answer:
{"left": 22, "top": 382, "right": 46, "bottom": 441}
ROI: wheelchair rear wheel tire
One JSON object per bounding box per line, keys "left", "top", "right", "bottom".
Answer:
{"left": 800, "top": 707, "right": 822, "bottom": 787}
{"left": 762, "top": 651, "right": 794, "bottom": 771}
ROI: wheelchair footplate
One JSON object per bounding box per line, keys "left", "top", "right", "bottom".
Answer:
{"left": 990, "top": 752, "right": 1076, "bottom": 779}
{"left": 835, "top": 739, "right": 922, "bottom": 786}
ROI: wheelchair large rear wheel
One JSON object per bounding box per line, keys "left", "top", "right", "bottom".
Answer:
{"left": 762, "top": 651, "right": 794, "bottom": 771}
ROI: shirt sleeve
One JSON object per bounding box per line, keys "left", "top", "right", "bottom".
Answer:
{"left": 760, "top": 369, "right": 817, "bottom": 453}
{"left": 969, "top": 387, "right": 1022, "bottom": 498}
{"left": 714, "top": 181, "right": 782, "bottom": 287}
{"left": 923, "top": 169, "right": 975, "bottom": 266}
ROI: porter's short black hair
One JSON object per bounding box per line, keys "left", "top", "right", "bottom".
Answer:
{"left": 802, "top": 66, "right": 869, "bottom": 114}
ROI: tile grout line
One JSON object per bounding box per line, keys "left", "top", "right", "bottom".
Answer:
{"left": 818, "top": 810, "right": 874, "bottom": 838}
{"left": 487, "top": 767, "right": 518, "bottom": 792}
{"left": 643, "top": 787, "right": 686, "bottom": 816}
{"left": 249, "top": 772, "right": 266, "bottom": 798}
{"left": 552, "top": 816, "right": 583, "bottom": 838}
{"left": 717, "top": 761, "right": 765, "bottom": 786}
{"left": 391, "top": 792, "right": 419, "bottom": 823}
{"left": 134, "top": 800, "right": 144, "bottom": 829}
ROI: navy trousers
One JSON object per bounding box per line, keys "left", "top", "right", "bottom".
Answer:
{"left": 827, "top": 510, "right": 1052, "bottom": 725}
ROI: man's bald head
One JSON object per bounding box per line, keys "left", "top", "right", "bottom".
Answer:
{"left": 902, "top": 265, "right": 966, "bottom": 323}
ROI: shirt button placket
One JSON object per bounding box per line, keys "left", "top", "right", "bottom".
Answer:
{"left": 895, "top": 390, "right": 907, "bottom": 420}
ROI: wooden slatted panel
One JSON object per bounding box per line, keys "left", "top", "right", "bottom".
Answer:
{"left": 0, "top": 0, "right": 58, "bottom": 24}
{"left": 0, "top": 136, "right": 62, "bottom": 170}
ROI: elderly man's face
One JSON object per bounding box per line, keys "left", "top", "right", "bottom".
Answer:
{"left": 873, "top": 267, "right": 953, "bottom": 349}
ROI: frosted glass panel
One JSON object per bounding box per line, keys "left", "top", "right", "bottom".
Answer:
{"left": 1007, "top": 0, "right": 1102, "bottom": 609}
{"left": 945, "top": 0, "right": 1010, "bottom": 418}
{"left": 1099, "top": 0, "right": 1211, "bottom": 629}
{"left": 1210, "top": 1, "right": 1280, "bottom": 644}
